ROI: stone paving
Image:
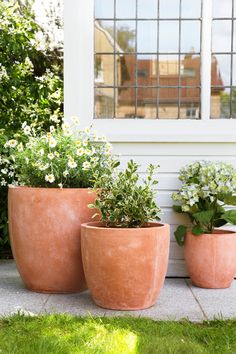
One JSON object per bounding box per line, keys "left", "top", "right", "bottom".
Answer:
{"left": 1, "top": 261, "right": 236, "bottom": 322}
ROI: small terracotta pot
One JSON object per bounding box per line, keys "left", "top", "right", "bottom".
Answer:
{"left": 81, "top": 222, "right": 170, "bottom": 310}
{"left": 8, "top": 186, "right": 97, "bottom": 293}
{"left": 185, "top": 230, "right": 236, "bottom": 289}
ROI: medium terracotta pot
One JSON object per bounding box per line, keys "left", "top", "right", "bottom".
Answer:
{"left": 185, "top": 230, "right": 236, "bottom": 289}
{"left": 81, "top": 222, "right": 170, "bottom": 310}
{"left": 8, "top": 186, "right": 97, "bottom": 293}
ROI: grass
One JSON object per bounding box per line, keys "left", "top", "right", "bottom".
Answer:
{"left": 0, "top": 314, "right": 235, "bottom": 353}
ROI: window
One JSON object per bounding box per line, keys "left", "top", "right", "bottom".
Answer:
{"left": 64, "top": 0, "right": 236, "bottom": 141}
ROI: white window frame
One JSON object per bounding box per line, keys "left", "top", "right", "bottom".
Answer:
{"left": 64, "top": 0, "right": 236, "bottom": 143}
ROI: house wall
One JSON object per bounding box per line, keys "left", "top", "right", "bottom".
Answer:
{"left": 112, "top": 141, "right": 236, "bottom": 276}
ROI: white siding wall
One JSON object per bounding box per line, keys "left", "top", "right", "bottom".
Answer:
{"left": 112, "top": 142, "right": 236, "bottom": 277}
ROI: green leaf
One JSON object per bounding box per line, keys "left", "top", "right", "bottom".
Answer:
{"left": 222, "top": 210, "right": 236, "bottom": 225}
{"left": 192, "top": 210, "right": 214, "bottom": 226}
{"left": 224, "top": 196, "right": 236, "bottom": 206}
{"left": 213, "top": 219, "right": 227, "bottom": 228}
{"left": 192, "top": 225, "right": 205, "bottom": 236}
{"left": 174, "top": 225, "right": 187, "bottom": 246}
{"left": 173, "top": 205, "right": 182, "bottom": 213}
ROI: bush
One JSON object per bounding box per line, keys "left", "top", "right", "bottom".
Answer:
{"left": 0, "top": 0, "right": 63, "bottom": 256}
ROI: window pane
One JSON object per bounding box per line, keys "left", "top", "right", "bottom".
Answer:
{"left": 95, "top": 21, "right": 114, "bottom": 53}
{"left": 116, "top": 0, "right": 136, "bottom": 19}
{"left": 159, "top": 0, "right": 180, "bottom": 18}
{"left": 181, "top": 0, "right": 201, "bottom": 18}
{"left": 211, "top": 87, "right": 230, "bottom": 118}
{"left": 116, "top": 88, "right": 136, "bottom": 118}
{"left": 137, "top": 21, "right": 157, "bottom": 53}
{"left": 180, "top": 87, "right": 200, "bottom": 119}
{"left": 116, "top": 54, "right": 136, "bottom": 86}
{"left": 212, "top": 0, "right": 232, "bottom": 18}
{"left": 232, "top": 88, "right": 236, "bottom": 118}
{"left": 159, "top": 88, "right": 179, "bottom": 119}
{"left": 95, "top": 88, "right": 114, "bottom": 118}
{"left": 95, "top": 0, "right": 114, "bottom": 18}
{"left": 180, "top": 54, "right": 200, "bottom": 86}
{"left": 159, "top": 55, "right": 179, "bottom": 86}
{"left": 211, "top": 55, "right": 231, "bottom": 86}
{"left": 137, "top": 55, "right": 157, "bottom": 86}
{"left": 137, "top": 88, "right": 157, "bottom": 118}
{"left": 212, "top": 20, "right": 231, "bottom": 52}
{"left": 137, "top": 0, "right": 157, "bottom": 18}
{"left": 181, "top": 21, "right": 200, "bottom": 53}
{"left": 233, "top": 55, "right": 236, "bottom": 86}
{"left": 95, "top": 54, "right": 114, "bottom": 86}
{"left": 159, "top": 21, "right": 179, "bottom": 52}
{"left": 116, "top": 21, "right": 136, "bottom": 52}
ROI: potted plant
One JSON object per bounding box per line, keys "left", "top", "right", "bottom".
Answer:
{"left": 81, "top": 160, "right": 170, "bottom": 310}
{"left": 7, "top": 117, "right": 117, "bottom": 293}
{"left": 172, "top": 160, "right": 236, "bottom": 289}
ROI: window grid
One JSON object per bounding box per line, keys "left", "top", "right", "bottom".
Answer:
{"left": 211, "top": 0, "right": 236, "bottom": 119}
{"left": 95, "top": 0, "right": 202, "bottom": 119}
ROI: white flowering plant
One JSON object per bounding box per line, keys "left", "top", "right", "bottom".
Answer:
{"left": 6, "top": 118, "right": 117, "bottom": 188}
{"left": 172, "top": 161, "right": 236, "bottom": 246}
{"left": 89, "top": 160, "right": 161, "bottom": 228}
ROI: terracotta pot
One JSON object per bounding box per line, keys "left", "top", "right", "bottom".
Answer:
{"left": 8, "top": 186, "right": 97, "bottom": 293}
{"left": 81, "top": 222, "right": 170, "bottom": 310}
{"left": 185, "top": 230, "right": 236, "bottom": 289}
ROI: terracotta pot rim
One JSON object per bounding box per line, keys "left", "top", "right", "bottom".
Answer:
{"left": 188, "top": 229, "right": 236, "bottom": 236}
{"left": 81, "top": 221, "right": 167, "bottom": 230}
{"left": 8, "top": 185, "right": 92, "bottom": 191}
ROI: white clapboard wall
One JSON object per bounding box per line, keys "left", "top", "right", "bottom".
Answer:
{"left": 112, "top": 142, "right": 236, "bottom": 277}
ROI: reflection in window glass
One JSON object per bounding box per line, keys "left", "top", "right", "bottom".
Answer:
{"left": 211, "top": 55, "right": 231, "bottom": 86}
{"left": 180, "top": 54, "right": 200, "bottom": 86}
{"left": 159, "top": 21, "right": 179, "bottom": 53}
{"left": 137, "top": 88, "right": 157, "bottom": 118}
{"left": 116, "top": 88, "right": 136, "bottom": 118}
{"left": 212, "top": 0, "right": 232, "bottom": 18}
{"left": 211, "top": 88, "right": 230, "bottom": 119}
{"left": 116, "top": 54, "right": 136, "bottom": 86}
{"left": 116, "top": 21, "right": 135, "bottom": 52}
{"left": 159, "top": 0, "right": 179, "bottom": 18}
{"left": 95, "top": 21, "right": 114, "bottom": 53}
{"left": 95, "top": 88, "right": 114, "bottom": 118}
{"left": 181, "top": 0, "right": 201, "bottom": 18}
{"left": 116, "top": 0, "right": 136, "bottom": 19}
{"left": 95, "top": 54, "right": 114, "bottom": 86}
{"left": 159, "top": 88, "right": 178, "bottom": 119}
{"left": 137, "top": 21, "right": 157, "bottom": 53}
{"left": 180, "top": 88, "right": 200, "bottom": 119}
{"left": 137, "top": 0, "right": 157, "bottom": 18}
{"left": 181, "top": 21, "right": 200, "bottom": 53}
{"left": 137, "top": 55, "right": 157, "bottom": 86}
{"left": 95, "top": 0, "right": 114, "bottom": 19}
{"left": 212, "top": 21, "right": 231, "bottom": 52}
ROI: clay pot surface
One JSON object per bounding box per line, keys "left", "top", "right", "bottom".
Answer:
{"left": 8, "top": 186, "right": 96, "bottom": 293}
{"left": 185, "top": 230, "right": 236, "bottom": 289}
{"left": 81, "top": 222, "right": 170, "bottom": 310}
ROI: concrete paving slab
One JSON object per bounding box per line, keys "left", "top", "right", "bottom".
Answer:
{"left": 1, "top": 261, "right": 236, "bottom": 321}
{"left": 187, "top": 279, "right": 236, "bottom": 320}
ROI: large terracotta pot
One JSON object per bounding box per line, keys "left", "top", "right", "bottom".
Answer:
{"left": 185, "top": 230, "right": 236, "bottom": 289}
{"left": 81, "top": 222, "right": 170, "bottom": 310}
{"left": 8, "top": 186, "right": 96, "bottom": 293}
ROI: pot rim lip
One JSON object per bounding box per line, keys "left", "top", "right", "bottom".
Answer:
{"left": 8, "top": 185, "right": 93, "bottom": 191}
{"left": 81, "top": 221, "right": 168, "bottom": 230}
{"left": 188, "top": 229, "right": 236, "bottom": 236}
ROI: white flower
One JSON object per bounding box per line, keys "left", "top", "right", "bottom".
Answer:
{"left": 45, "top": 174, "right": 55, "bottom": 183}
{"left": 84, "top": 127, "right": 90, "bottom": 134}
{"left": 1, "top": 180, "right": 7, "bottom": 186}
{"left": 63, "top": 170, "right": 69, "bottom": 177}
{"left": 54, "top": 151, "right": 60, "bottom": 158}
{"left": 50, "top": 126, "right": 55, "bottom": 133}
{"left": 39, "top": 149, "right": 44, "bottom": 156}
{"left": 76, "top": 140, "right": 81, "bottom": 147}
{"left": 48, "top": 153, "right": 54, "bottom": 160}
{"left": 38, "top": 163, "right": 49, "bottom": 171}
{"left": 22, "top": 121, "right": 27, "bottom": 129}
{"left": 63, "top": 128, "right": 72, "bottom": 137}
{"left": 8, "top": 140, "right": 18, "bottom": 148}
{"left": 25, "top": 158, "right": 29, "bottom": 165}
{"left": 62, "top": 123, "right": 71, "bottom": 131}
{"left": 1, "top": 168, "right": 8, "bottom": 175}
{"left": 68, "top": 160, "right": 77, "bottom": 169}
{"left": 76, "top": 148, "right": 85, "bottom": 156}
{"left": 58, "top": 183, "right": 63, "bottom": 188}
{"left": 72, "top": 116, "right": 80, "bottom": 125}
{"left": 17, "top": 143, "right": 24, "bottom": 152}
{"left": 23, "top": 126, "right": 31, "bottom": 135}
{"left": 82, "top": 161, "right": 91, "bottom": 170}
{"left": 50, "top": 114, "right": 60, "bottom": 123}
{"left": 49, "top": 138, "right": 57, "bottom": 148}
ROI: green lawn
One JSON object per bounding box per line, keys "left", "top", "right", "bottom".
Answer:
{"left": 0, "top": 314, "right": 235, "bottom": 353}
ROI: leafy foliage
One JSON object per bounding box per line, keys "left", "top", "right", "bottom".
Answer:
{"left": 172, "top": 161, "right": 236, "bottom": 245}
{"left": 90, "top": 160, "right": 161, "bottom": 228}
{"left": 0, "top": 0, "right": 63, "bottom": 254}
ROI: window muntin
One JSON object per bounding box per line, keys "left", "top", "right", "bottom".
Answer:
{"left": 211, "top": 0, "right": 236, "bottom": 118}
{"left": 94, "top": 0, "right": 202, "bottom": 119}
